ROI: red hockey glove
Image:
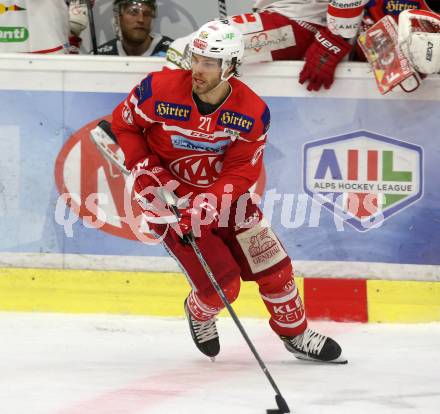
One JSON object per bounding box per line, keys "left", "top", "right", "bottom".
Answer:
{"left": 177, "top": 196, "right": 219, "bottom": 238}
{"left": 131, "top": 155, "right": 178, "bottom": 223}
{"left": 68, "top": 34, "right": 82, "bottom": 54}
{"left": 299, "top": 28, "right": 352, "bottom": 91}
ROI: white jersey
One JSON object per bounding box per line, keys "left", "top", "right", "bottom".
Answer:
{"left": 253, "top": 0, "right": 328, "bottom": 26}
{"left": 254, "top": 0, "right": 368, "bottom": 38}
{"left": 0, "top": 0, "right": 69, "bottom": 53}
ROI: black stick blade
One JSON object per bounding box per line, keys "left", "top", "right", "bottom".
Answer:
{"left": 266, "top": 394, "right": 290, "bottom": 413}
{"left": 276, "top": 394, "right": 290, "bottom": 413}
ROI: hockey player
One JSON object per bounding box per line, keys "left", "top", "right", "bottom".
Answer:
{"left": 166, "top": 0, "right": 370, "bottom": 91}
{"left": 96, "top": 0, "right": 173, "bottom": 56}
{"left": 112, "top": 20, "right": 347, "bottom": 363}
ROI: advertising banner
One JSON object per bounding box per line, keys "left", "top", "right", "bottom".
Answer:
{"left": 0, "top": 56, "right": 439, "bottom": 276}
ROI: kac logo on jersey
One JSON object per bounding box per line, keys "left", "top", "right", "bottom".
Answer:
{"left": 155, "top": 101, "right": 191, "bottom": 121}
{"left": 383, "top": 0, "right": 419, "bottom": 15}
{"left": 218, "top": 110, "right": 254, "bottom": 133}
{"left": 169, "top": 154, "right": 222, "bottom": 187}
{"left": 303, "top": 130, "right": 423, "bottom": 232}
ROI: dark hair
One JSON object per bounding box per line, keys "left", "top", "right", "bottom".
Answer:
{"left": 231, "top": 57, "right": 241, "bottom": 77}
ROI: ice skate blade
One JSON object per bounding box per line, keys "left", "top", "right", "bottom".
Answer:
{"left": 294, "top": 353, "right": 348, "bottom": 364}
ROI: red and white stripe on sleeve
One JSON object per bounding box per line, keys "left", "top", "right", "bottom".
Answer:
{"left": 327, "top": 0, "right": 369, "bottom": 38}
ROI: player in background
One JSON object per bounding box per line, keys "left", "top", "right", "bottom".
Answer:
{"left": 112, "top": 20, "right": 347, "bottom": 364}
{"left": 166, "top": 0, "right": 369, "bottom": 91}
{"left": 95, "top": 0, "right": 173, "bottom": 56}
{"left": 0, "top": 1, "right": 94, "bottom": 54}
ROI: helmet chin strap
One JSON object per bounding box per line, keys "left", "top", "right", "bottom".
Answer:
{"left": 204, "top": 76, "right": 230, "bottom": 97}
{"left": 220, "top": 57, "right": 237, "bottom": 81}
{"left": 220, "top": 67, "right": 234, "bottom": 81}
{"left": 220, "top": 58, "right": 236, "bottom": 81}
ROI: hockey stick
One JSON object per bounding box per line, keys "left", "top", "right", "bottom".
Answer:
{"left": 218, "top": 0, "right": 227, "bottom": 19}
{"left": 89, "top": 121, "right": 290, "bottom": 413}
{"left": 86, "top": 0, "right": 98, "bottom": 55}
{"left": 165, "top": 199, "right": 290, "bottom": 414}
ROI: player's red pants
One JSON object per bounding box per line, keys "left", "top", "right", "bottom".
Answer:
{"left": 151, "top": 197, "right": 307, "bottom": 337}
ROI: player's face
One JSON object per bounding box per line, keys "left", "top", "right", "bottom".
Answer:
{"left": 191, "top": 53, "right": 223, "bottom": 95}
{"left": 119, "top": 3, "right": 154, "bottom": 44}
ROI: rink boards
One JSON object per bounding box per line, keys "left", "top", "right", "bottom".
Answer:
{"left": 0, "top": 267, "right": 439, "bottom": 323}
{"left": 0, "top": 54, "right": 439, "bottom": 322}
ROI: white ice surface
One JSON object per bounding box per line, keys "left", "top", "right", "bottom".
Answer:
{"left": 0, "top": 312, "right": 439, "bottom": 414}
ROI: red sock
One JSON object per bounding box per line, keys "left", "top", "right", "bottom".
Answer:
{"left": 187, "top": 291, "right": 222, "bottom": 321}
{"left": 187, "top": 277, "right": 240, "bottom": 321}
{"left": 257, "top": 264, "right": 307, "bottom": 336}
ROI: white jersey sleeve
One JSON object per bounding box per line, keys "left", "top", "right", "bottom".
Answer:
{"left": 0, "top": 0, "right": 69, "bottom": 53}
{"left": 326, "top": 0, "right": 369, "bottom": 39}
{"left": 253, "top": 0, "right": 328, "bottom": 26}
{"left": 253, "top": 1, "right": 368, "bottom": 37}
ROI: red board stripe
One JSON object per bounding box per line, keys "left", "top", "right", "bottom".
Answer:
{"left": 303, "top": 278, "right": 368, "bottom": 322}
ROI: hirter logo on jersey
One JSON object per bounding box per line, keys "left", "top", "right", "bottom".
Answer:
{"left": 217, "top": 110, "right": 254, "bottom": 133}
{"left": 383, "top": 0, "right": 419, "bottom": 15}
{"left": 303, "top": 131, "right": 423, "bottom": 232}
{"left": 155, "top": 101, "right": 191, "bottom": 121}
{"left": 169, "top": 154, "right": 222, "bottom": 187}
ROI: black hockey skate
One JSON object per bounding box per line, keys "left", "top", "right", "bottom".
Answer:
{"left": 184, "top": 299, "right": 220, "bottom": 360}
{"left": 281, "top": 328, "right": 347, "bottom": 364}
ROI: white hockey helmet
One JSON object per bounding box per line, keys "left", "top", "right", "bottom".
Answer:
{"left": 190, "top": 20, "right": 244, "bottom": 80}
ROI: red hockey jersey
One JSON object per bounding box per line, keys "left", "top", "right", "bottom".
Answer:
{"left": 112, "top": 69, "right": 270, "bottom": 202}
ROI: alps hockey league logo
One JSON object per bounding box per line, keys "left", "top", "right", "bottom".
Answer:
{"left": 303, "top": 131, "right": 423, "bottom": 231}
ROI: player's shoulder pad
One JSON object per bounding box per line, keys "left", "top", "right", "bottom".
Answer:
{"left": 134, "top": 69, "right": 189, "bottom": 105}
{"left": 261, "top": 105, "right": 271, "bottom": 135}
{"left": 134, "top": 73, "right": 154, "bottom": 105}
